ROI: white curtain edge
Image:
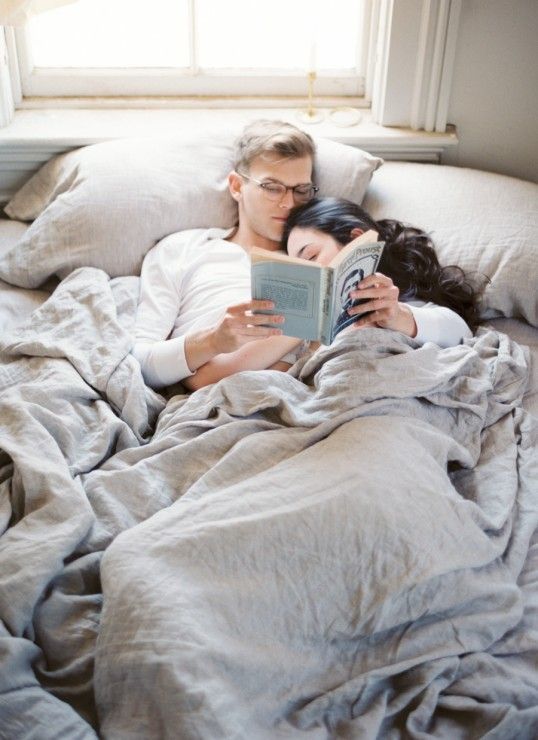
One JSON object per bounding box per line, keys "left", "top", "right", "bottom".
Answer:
{"left": 0, "top": 0, "right": 77, "bottom": 27}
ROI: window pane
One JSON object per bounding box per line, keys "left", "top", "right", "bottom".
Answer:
{"left": 28, "top": 0, "right": 190, "bottom": 68}
{"left": 196, "top": 0, "right": 362, "bottom": 71}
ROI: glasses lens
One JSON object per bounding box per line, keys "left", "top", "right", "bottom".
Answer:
{"left": 293, "top": 186, "right": 315, "bottom": 202}
{"left": 258, "top": 182, "right": 315, "bottom": 202}
{"left": 261, "top": 183, "right": 286, "bottom": 200}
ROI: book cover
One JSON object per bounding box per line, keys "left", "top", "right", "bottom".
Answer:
{"left": 250, "top": 230, "right": 384, "bottom": 343}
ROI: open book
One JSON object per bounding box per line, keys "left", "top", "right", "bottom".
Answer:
{"left": 251, "top": 230, "right": 384, "bottom": 345}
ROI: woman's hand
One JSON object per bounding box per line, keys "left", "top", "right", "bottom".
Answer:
{"left": 345, "top": 273, "right": 418, "bottom": 338}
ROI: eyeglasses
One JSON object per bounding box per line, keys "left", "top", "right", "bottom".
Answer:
{"left": 237, "top": 171, "right": 319, "bottom": 204}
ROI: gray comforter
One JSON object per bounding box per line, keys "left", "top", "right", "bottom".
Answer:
{"left": 0, "top": 268, "right": 537, "bottom": 739}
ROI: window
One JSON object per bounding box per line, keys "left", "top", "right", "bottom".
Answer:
{"left": 13, "top": 0, "right": 372, "bottom": 98}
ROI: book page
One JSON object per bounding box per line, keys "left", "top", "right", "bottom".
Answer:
{"left": 327, "top": 229, "right": 379, "bottom": 269}
{"left": 251, "top": 261, "right": 326, "bottom": 341}
{"left": 250, "top": 246, "right": 318, "bottom": 267}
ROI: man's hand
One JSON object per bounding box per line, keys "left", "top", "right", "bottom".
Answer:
{"left": 184, "top": 300, "right": 285, "bottom": 374}
{"left": 345, "top": 273, "right": 418, "bottom": 337}
{"left": 210, "top": 300, "right": 284, "bottom": 354}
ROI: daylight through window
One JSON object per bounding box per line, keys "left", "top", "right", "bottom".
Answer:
{"left": 17, "top": 0, "right": 369, "bottom": 97}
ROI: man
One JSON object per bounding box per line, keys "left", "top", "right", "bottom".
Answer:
{"left": 133, "top": 119, "right": 317, "bottom": 389}
{"left": 133, "top": 119, "right": 469, "bottom": 391}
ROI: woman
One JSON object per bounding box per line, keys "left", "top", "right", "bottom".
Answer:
{"left": 283, "top": 197, "right": 481, "bottom": 342}
{"left": 185, "top": 198, "right": 481, "bottom": 389}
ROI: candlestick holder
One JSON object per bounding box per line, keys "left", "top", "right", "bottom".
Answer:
{"left": 296, "top": 71, "right": 324, "bottom": 124}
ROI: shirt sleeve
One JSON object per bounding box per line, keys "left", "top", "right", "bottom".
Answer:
{"left": 407, "top": 302, "right": 472, "bottom": 348}
{"left": 132, "top": 236, "right": 195, "bottom": 387}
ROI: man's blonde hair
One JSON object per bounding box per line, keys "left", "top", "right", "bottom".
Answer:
{"left": 233, "top": 119, "right": 316, "bottom": 172}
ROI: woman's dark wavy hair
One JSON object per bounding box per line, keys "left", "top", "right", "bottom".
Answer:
{"left": 282, "top": 197, "right": 482, "bottom": 332}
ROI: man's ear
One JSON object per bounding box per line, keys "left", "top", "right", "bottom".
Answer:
{"left": 350, "top": 227, "right": 364, "bottom": 238}
{"left": 228, "top": 171, "right": 243, "bottom": 202}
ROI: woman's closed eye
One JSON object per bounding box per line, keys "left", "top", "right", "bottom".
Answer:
{"left": 300, "top": 246, "right": 318, "bottom": 261}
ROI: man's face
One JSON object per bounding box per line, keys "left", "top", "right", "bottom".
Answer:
{"left": 234, "top": 153, "right": 314, "bottom": 250}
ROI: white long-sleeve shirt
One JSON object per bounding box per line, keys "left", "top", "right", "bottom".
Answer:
{"left": 133, "top": 228, "right": 472, "bottom": 388}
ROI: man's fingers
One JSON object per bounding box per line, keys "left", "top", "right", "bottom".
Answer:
{"left": 231, "top": 313, "right": 284, "bottom": 326}
{"left": 225, "top": 300, "right": 284, "bottom": 326}
{"left": 239, "top": 326, "right": 283, "bottom": 339}
{"left": 227, "top": 300, "right": 275, "bottom": 315}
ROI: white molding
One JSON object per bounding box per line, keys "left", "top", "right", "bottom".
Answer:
{"left": 435, "top": 0, "right": 461, "bottom": 132}
{"left": 357, "top": 0, "right": 373, "bottom": 97}
{"left": 19, "top": 71, "right": 365, "bottom": 98}
{"left": 4, "top": 26, "right": 22, "bottom": 105}
{"left": 410, "top": 0, "right": 436, "bottom": 130}
{"left": 0, "top": 28, "right": 15, "bottom": 127}
{"left": 188, "top": 0, "right": 197, "bottom": 74}
{"left": 370, "top": 0, "right": 391, "bottom": 123}
{"left": 364, "top": 0, "right": 381, "bottom": 102}
{"left": 424, "top": 0, "right": 450, "bottom": 131}
{"left": 17, "top": 95, "right": 369, "bottom": 111}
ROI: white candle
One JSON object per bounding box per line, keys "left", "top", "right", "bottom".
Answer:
{"left": 308, "top": 41, "right": 317, "bottom": 73}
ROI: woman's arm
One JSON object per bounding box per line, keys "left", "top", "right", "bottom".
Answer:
{"left": 344, "top": 273, "right": 471, "bottom": 346}
{"left": 407, "top": 303, "right": 472, "bottom": 347}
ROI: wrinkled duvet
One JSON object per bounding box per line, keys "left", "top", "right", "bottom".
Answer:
{"left": 0, "top": 268, "right": 537, "bottom": 739}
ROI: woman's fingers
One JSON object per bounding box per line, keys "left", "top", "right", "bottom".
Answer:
{"left": 355, "top": 272, "right": 394, "bottom": 290}
{"left": 351, "top": 311, "right": 384, "bottom": 327}
{"left": 347, "top": 297, "right": 396, "bottom": 316}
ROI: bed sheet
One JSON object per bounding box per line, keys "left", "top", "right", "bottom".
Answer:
{"left": 0, "top": 268, "right": 537, "bottom": 738}
{"left": 486, "top": 318, "right": 538, "bottom": 418}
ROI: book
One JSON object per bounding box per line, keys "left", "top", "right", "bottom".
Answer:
{"left": 250, "top": 230, "right": 384, "bottom": 345}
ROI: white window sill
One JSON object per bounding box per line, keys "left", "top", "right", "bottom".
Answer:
{"left": 0, "top": 106, "right": 458, "bottom": 200}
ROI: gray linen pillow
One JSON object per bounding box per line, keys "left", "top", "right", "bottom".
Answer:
{"left": 362, "top": 162, "right": 538, "bottom": 326}
{"left": 0, "top": 134, "right": 382, "bottom": 287}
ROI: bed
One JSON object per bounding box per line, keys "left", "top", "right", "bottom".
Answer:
{"left": 0, "top": 135, "right": 537, "bottom": 739}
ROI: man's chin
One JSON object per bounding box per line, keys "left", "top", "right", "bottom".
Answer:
{"left": 258, "top": 230, "right": 284, "bottom": 249}
{"left": 250, "top": 220, "right": 285, "bottom": 249}
{"left": 269, "top": 223, "right": 286, "bottom": 243}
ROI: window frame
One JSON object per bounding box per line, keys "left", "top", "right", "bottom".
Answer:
{"left": 1, "top": 0, "right": 462, "bottom": 137}
{"left": 10, "top": 0, "right": 371, "bottom": 99}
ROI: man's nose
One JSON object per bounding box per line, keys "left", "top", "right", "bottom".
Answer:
{"left": 279, "top": 188, "right": 295, "bottom": 209}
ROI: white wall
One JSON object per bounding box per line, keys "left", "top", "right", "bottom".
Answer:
{"left": 441, "top": 0, "right": 538, "bottom": 183}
